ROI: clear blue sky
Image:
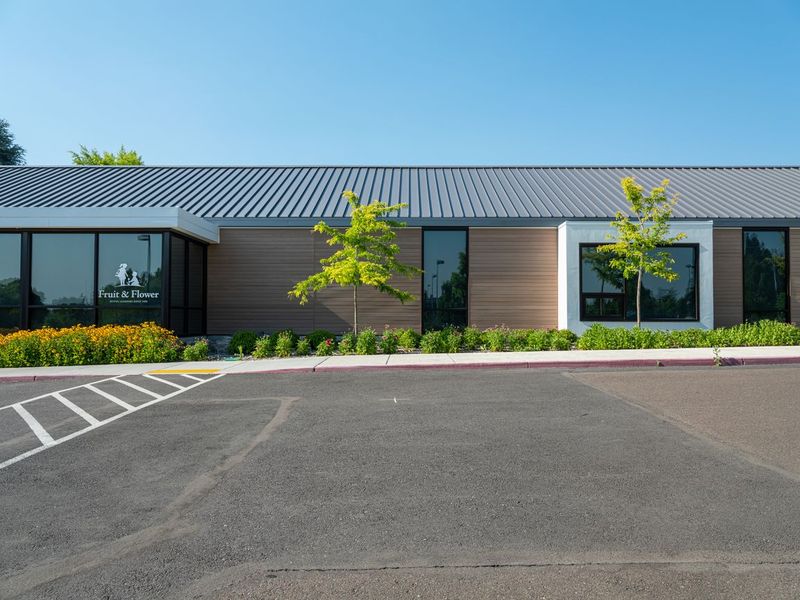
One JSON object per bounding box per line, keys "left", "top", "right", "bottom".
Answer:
{"left": 3, "top": 0, "right": 799, "bottom": 166}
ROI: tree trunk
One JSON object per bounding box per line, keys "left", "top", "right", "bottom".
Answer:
{"left": 636, "top": 266, "right": 643, "bottom": 328}
{"left": 353, "top": 285, "right": 359, "bottom": 336}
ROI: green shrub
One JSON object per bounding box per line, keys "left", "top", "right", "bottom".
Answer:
{"left": 550, "top": 329, "right": 577, "bottom": 351}
{"left": 356, "top": 328, "right": 378, "bottom": 355}
{"left": 295, "top": 338, "right": 312, "bottom": 356}
{"left": 397, "top": 328, "right": 421, "bottom": 350}
{"left": 483, "top": 327, "right": 509, "bottom": 352}
{"left": 338, "top": 331, "right": 357, "bottom": 354}
{"left": 420, "top": 330, "right": 447, "bottom": 354}
{"left": 507, "top": 329, "right": 529, "bottom": 352}
{"left": 252, "top": 334, "right": 277, "bottom": 358}
{"left": 182, "top": 338, "right": 209, "bottom": 361}
{"left": 379, "top": 328, "right": 399, "bottom": 354}
{"left": 274, "top": 331, "right": 296, "bottom": 358}
{"left": 443, "top": 327, "right": 462, "bottom": 353}
{"left": 523, "top": 329, "right": 550, "bottom": 351}
{"left": 461, "top": 326, "right": 483, "bottom": 351}
{"left": 315, "top": 337, "right": 336, "bottom": 356}
{"left": 305, "top": 329, "right": 337, "bottom": 350}
{"left": 227, "top": 330, "right": 258, "bottom": 355}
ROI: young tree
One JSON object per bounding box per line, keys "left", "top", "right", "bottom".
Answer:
{"left": 0, "top": 119, "right": 26, "bottom": 165}
{"left": 70, "top": 145, "right": 144, "bottom": 165}
{"left": 597, "top": 177, "right": 686, "bottom": 327}
{"left": 289, "top": 190, "right": 422, "bottom": 334}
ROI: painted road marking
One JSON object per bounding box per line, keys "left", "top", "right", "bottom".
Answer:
{"left": 0, "top": 373, "right": 224, "bottom": 471}
{"left": 179, "top": 374, "right": 206, "bottom": 383}
{"left": 143, "top": 373, "right": 187, "bottom": 390}
{"left": 114, "top": 377, "right": 162, "bottom": 399}
{"left": 52, "top": 391, "right": 101, "bottom": 426}
{"left": 12, "top": 404, "right": 55, "bottom": 446}
{"left": 149, "top": 368, "right": 220, "bottom": 374}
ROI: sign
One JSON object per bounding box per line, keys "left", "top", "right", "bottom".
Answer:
{"left": 98, "top": 262, "right": 160, "bottom": 305}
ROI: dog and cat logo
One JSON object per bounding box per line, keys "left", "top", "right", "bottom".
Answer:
{"left": 114, "top": 263, "right": 142, "bottom": 287}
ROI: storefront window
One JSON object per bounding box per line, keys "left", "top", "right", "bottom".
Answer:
{"left": 743, "top": 230, "right": 788, "bottom": 322}
{"left": 423, "top": 230, "right": 467, "bottom": 330}
{"left": 169, "top": 235, "right": 205, "bottom": 335}
{"left": 98, "top": 233, "right": 163, "bottom": 308}
{"left": 0, "top": 233, "right": 22, "bottom": 331}
{"left": 31, "top": 234, "right": 94, "bottom": 308}
{"left": 580, "top": 244, "right": 698, "bottom": 321}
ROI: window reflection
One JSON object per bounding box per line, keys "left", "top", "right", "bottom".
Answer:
{"left": 423, "top": 230, "right": 467, "bottom": 330}
{"left": 98, "top": 233, "right": 163, "bottom": 307}
{"left": 31, "top": 234, "right": 94, "bottom": 307}
{"left": 0, "top": 234, "right": 21, "bottom": 308}
{"left": 743, "top": 230, "right": 787, "bottom": 322}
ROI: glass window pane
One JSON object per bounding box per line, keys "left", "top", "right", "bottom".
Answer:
{"left": 187, "top": 309, "right": 203, "bottom": 335}
{"left": 170, "top": 308, "right": 185, "bottom": 336}
{"left": 602, "top": 296, "right": 623, "bottom": 317}
{"left": 581, "top": 247, "right": 624, "bottom": 293}
{"left": 170, "top": 236, "right": 186, "bottom": 306}
{"left": 583, "top": 297, "right": 602, "bottom": 318}
{"left": 98, "top": 308, "right": 161, "bottom": 326}
{"left": 423, "top": 230, "right": 467, "bottom": 330}
{"left": 0, "top": 307, "right": 21, "bottom": 333}
{"left": 627, "top": 246, "right": 698, "bottom": 320}
{"left": 29, "top": 308, "right": 94, "bottom": 329}
{"left": 98, "top": 234, "right": 163, "bottom": 308}
{"left": 31, "top": 234, "right": 94, "bottom": 306}
{"left": 187, "top": 242, "right": 204, "bottom": 308}
{"left": 744, "top": 230, "right": 787, "bottom": 322}
{"left": 0, "top": 234, "right": 21, "bottom": 305}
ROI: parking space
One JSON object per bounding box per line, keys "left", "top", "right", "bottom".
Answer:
{"left": 0, "top": 372, "right": 223, "bottom": 469}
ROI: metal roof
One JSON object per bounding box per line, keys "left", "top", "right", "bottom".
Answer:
{"left": 0, "top": 165, "right": 798, "bottom": 226}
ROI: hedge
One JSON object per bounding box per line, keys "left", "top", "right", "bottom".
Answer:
{"left": 0, "top": 322, "right": 182, "bottom": 368}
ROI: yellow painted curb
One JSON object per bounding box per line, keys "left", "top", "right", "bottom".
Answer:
{"left": 149, "top": 368, "right": 221, "bottom": 374}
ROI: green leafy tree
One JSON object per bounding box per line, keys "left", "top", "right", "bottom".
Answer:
{"left": 70, "top": 145, "right": 144, "bottom": 165}
{"left": 0, "top": 119, "right": 26, "bottom": 165}
{"left": 597, "top": 177, "right": 686, "bottom": 327}
{"left": 289, "top": 190, "right": 422, "bottom": 334}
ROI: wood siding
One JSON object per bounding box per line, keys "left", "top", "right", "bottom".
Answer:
{"left": 468, "top": 228, "right": 558, "bottom": 329}
{"left": 207, "top": 228, "right": 421, "bottom": 334}
{"left": 791, "top": 228, "right": 800, "bottom": 324}
{"left": 713, "top": 228, "right": 743, "bottom": 327}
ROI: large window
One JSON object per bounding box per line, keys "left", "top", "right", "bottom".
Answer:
{"left": 743, "top": 229, "right": 788, "bottom": 322}
{"left": 423, "top": 229, "right": 467, "bottom": 330}
{"left": 0, "top": 234, "right": 22, "bottom": 332}
{"left": 169, "top": 234, "right": 205, "bottom": 336}
{"left": 580, "top": 244, "right": 698, "bottom": 321}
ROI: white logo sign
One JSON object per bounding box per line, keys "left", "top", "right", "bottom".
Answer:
{"left": 98, "top": 261, "right": 159, "bottom": 303}
{"left": 115, "top": 263, "right": 141, "bottom": 287}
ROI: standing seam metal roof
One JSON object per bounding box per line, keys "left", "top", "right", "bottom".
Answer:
{"left": 0, "top": 166, "right": 798, "bottom": 222}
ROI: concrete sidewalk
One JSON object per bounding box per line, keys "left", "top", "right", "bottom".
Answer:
{"left": 3, "top": 345, "right": 800, "bottom": 380}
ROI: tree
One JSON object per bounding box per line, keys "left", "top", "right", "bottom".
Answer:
{"left": 289, "top": 190, "right": 422, "bottom": 334}
{"left": 0, "top": 119, "right": 26, "bottom": 165}
{"left": 597, "top": 177, "right": 686, "bottom": 327}
{"left": 70, "top": 145, "right": 143, "bottom": 165}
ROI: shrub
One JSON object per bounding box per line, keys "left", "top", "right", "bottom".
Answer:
{"left": 0, "top": 323, "right": 181, "bottom": 368}
{"left": 338, "top": 331, "right": 357, "bottom": 354}
{"left": 397, "top": 328, "right": 421, "bottom": 350}
{"left": 507, "top": 329, "right": 529, "bottom": 352}
{"left": 305, "top": 329, "right": 337, "bottom": 350}
{"left": 252, "top": 334, "right": 277, "bottom": 358}
{"left": 483, "top": 327, "right": 509, "bottom": 352}
{"left": 182, "top": 338, "right": 209, "bottom": 361}
{"left": 420, "top": 330, "right": 447, "bottom": 354}
{"left": 315, "top": 337, "right": 336, "bottom": 356}
{"left": 356, "top": 328, "right": 378, "bottom": 355}
{"left": 461, "top": 326, "right": 483, "bottom": 351}
{"left": 227, "top": 330, "right": 258, "bottom": 355}
{"left": 522, "top": 329, "right": 550, "bottom": 351}
{"left": 443, "top": 327, "right": 462, "bottom": 353}
{"left": 274, "top": 331, "right": 296, "bottom": 358}
{"left": 550, "top": 329, "right": 577, "bottom": 351}
{"left": 379, "top": 328, "right": 399, "bottom": 354}
{"left": 295, "top": 338, "right": 312, "bottom": 356}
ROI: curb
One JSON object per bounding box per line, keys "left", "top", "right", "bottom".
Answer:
{"left": 3, "top": 355, "right": 800, "bottom": 381}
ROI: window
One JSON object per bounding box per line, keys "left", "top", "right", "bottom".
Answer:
{"left": 0, "top": 233, "right": 22, "bottom": 332}
{"left": 743, "top": 229, "right": 788, "bottom": 322}
{"left": 169, "top": 234, "right": 206, "bottom": 336}
{"left": 580, "top": 244, "right": 699, "bottom": 321}
{"left": 423, "top": 229, "right": 467, "bottom": 330}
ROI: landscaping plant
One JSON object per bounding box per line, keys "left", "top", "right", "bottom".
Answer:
{"left": 274, "top": 331, "right": 296, "bottom": 358}
{"left": 397, "top": 328, "right": 421, "bottom": 350}
{"left": 182, "top": 338, "right": 209, "bottom": 361}
{"left": 315, "top": 338, "right": 336, "bottom": 356}
{"left": 338, "top": 331, "right": 357, "bottom": 354}
{"left": 356, "top": 328, "right": 378, "bottom": 355}
{"left": 295, "top": 338, "right": 312, "bottom": 356}
{"left": 379, "top": 328, "right": 399, "bottom": 354}
{"left": 252, "top": 334, "right": 277, "bottom": 358}
{"left": 227, "top": 330, "right": 258, "bottom": 355}
{"left": 305, "top": 329, "right": 337, "bottom": 350}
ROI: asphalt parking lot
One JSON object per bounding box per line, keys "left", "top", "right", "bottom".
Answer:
{"left": 1, "top": 366, "right": 800, "bottom": 599}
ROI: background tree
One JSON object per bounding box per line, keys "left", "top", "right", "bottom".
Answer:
{"left": 289, "top": 190, "right": 422, "bottom": 334}
{"left": 0, "top": 119, "right": 26, "bottom": 165}
{"left": 597, "top": 177, "right": 686, "bottom": 327}
{"left": 70, "top": 145, "right": 144, "bottom": 165}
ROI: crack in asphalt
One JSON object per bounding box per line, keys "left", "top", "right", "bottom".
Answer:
{"left": 0, "top": 396, "right": 300, "bottom": 599}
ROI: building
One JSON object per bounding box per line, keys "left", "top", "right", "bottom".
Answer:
{"left": 0, "top": 165, "right": 798, "bottom": 336}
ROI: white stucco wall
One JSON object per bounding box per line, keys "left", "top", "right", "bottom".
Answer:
{"left": 557, "top": 221, "right": 714, "bottom": 334}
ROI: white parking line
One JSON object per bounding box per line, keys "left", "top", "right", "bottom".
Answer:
{"left": 179, "top": 373, "right": 206, "bottom": 383}
{"left": 143, "top": 373, "right": 187, "bottom": 390}
{"left": 0, "top": 373, "right": 224, "bottom": 471}
{"left": 52, "top": 392, "right": 100, "bottom": 426}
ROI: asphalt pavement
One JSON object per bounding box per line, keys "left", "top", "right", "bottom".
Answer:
{"left": 1, "top": 366, "right": 800, "bottom": 599}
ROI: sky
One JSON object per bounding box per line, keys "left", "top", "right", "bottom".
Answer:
{"left": 3, "top": 0, "right": 799, "bottom": 166}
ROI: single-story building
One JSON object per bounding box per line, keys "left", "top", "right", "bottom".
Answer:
{"left": 0, "top": 165, "right": 798, "bottom": 336}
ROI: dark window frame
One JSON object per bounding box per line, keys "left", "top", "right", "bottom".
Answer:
{"left": 421, "top": 227, "right": 469, "bottom": 331}
{"left": 742, "top": 227, "right": 790, "bottom": 324}
{"left": 0, "top": 233, "right": 24, "bottom": 331}
{"left": 579, "top": 242, "right": 700, "bottom": 322}
{"left": 168, "top": 232, "right": 208, "bottom": 336}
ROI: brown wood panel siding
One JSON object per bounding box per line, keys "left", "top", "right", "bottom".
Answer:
{"left": 713, "top": 228, "right": 743, "bottom": 327}
{"left": 207, "top": 228, "right": 422, "bottom": 334}
{"left": 468, "top": 228, "right": 558, "bottom": 329}
{"left": 791, "top": 228, "right": 800, "bottom": 324}
{"left": 313, "top": 228, "right": 422, "bottom": 332}
{"left": 207, "top": 229, "right": 315, "bottom": 334}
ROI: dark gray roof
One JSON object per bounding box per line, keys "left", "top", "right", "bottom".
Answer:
{"left": 1, "top": 165, "right": 798, "bottom": 225}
